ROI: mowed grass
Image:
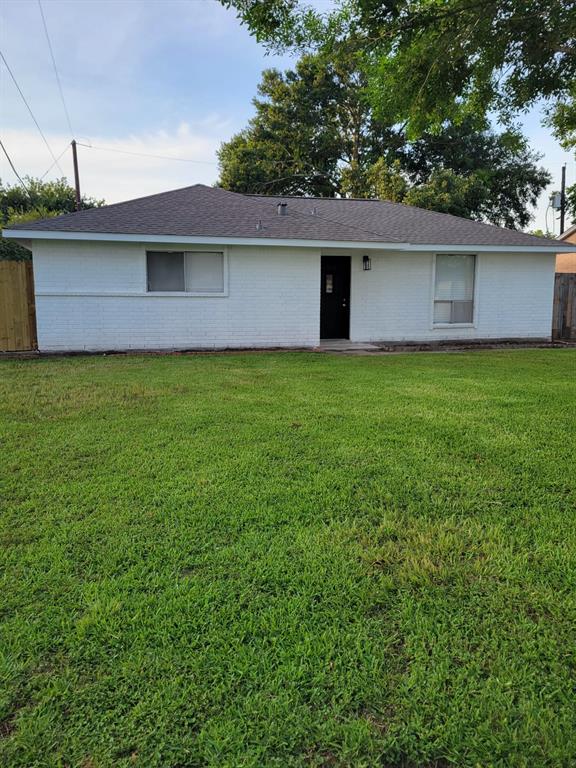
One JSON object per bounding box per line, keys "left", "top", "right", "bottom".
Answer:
{"left": 1, "top": 350, "right": 575, "bottom": 768}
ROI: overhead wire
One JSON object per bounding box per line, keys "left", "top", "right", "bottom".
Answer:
{"left": 37, "top": 0, "right": 74, "bottom": 138}
{"left": 0, "top": 137, "right": 29, "bottom": 192}
{"left": 0, "top": 49, "right": 66, "bottom": 176}
{"left": 75, "top": 135, "right": 554, "bottom": 171}
{"left": 75, "top": 143, "right": 338, "bottom": 179}
{"left": 40, "top": 143, "right": 71, "bottom": 180}
{"left": 75, "top": 142, "right": 219, "bottom": 165}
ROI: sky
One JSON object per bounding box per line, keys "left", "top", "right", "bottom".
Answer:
{"left": 1, "top": 0, "right": 574, "bottom": 234}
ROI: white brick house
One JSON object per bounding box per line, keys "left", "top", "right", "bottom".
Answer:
{"left": 3, "top": 185, "right": 570, "bottom": 352}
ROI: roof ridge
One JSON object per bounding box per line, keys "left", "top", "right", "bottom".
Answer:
{"left": 247, "top": 191, "right": 558, "bottom": 246}
{"left": 243, "top": 191, "right": 409, "bottom": 242}
{"left": 285, "top": 203, "right": 404, "bottom": 243}
{"left": 248, "top": 193, "right": 376, "bottom": 202}
{"left": 237, "top": 189, "right": 403, "bottom": 242}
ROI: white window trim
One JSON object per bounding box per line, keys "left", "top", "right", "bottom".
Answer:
{"left": 144, "top": 247, "right": 229, "bottom": 297}
{"left": 430, "top": 252, "right": 479, "bottom": 330}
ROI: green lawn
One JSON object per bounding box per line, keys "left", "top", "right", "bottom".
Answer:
{"left": 1, "top": 350, "right": 575, "bottom": 767}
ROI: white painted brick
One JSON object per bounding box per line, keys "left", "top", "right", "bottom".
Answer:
{"left": 31, "top": 240, "right": 555, "bottom": 351}
{"left": 349, "top": 250, "right": 555, "bottom": 342}
{"left": 32, "top": 241, "right": 321, "bottom": 351}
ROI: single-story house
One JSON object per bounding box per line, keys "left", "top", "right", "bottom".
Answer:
{"left": 3, "top": 185, "right": 572, "bottom": 351}
{"left": 557, "top": 224, "right": 576, "bottom": 273}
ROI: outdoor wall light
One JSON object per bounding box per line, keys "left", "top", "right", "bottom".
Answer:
{"left": 363, "top": 254, "right": 372, "bottom": 271}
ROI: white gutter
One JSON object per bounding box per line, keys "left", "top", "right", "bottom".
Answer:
{"left": 398, "top": 244, "right": 568, "bottom": 253}
{"left": 2, "top": 228, "right": 570, "bottom": 253}
{"left": 2, "top": 229, "right": 408, "bottom": 251}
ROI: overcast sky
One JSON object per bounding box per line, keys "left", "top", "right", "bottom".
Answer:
{"left": 1, "top": 0, "right": 573, "bottom": 233}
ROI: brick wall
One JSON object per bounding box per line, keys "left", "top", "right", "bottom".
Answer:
{"left": 348, "top": 250, "right": 555, "bottom": 342}
{"left": 32, "top": 241, "right": 321, "bottom": 351}
{"left": 31, "top": 239, "right": 556, "bottom": 351}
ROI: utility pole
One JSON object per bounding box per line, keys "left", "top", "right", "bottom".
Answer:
{"left": 560, "top": 163, "right": 566, "bottom": 235}
{"left": 71, "top": 139, "right": 81, "bottom": 211}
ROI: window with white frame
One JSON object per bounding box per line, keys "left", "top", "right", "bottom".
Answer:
{"left": 147, "top": 251, "right": 224, "bottom": 293}
{"left": 433, "top": 254, "right": 475, "bottom": 324}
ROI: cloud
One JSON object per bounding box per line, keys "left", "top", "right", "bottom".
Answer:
{"left": 0, "top": 0, "right": 291, "bottom": 137}
{"left": 0, "top": 0, "right": 290, "bottom": 204}
{"left": 1, "top": 121, "right": 230, "bottom": 203}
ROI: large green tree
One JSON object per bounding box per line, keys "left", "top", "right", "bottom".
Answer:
{"left": 221, "top": 0, "right": 575, "bottom": 134}
{"left": 218, "top": 53, "right": 550, "bottom": 228}
{"left": 219, "top": 48, "right": 396, "bottom": 197}
{"left": 394, "top": 121, "right": 552, "bottom": 227}
{"left": 0, "top": 178, "right": 103, "bottom": 260}
{"left": 221, "top": 0, "right": 575, "bottom": 224}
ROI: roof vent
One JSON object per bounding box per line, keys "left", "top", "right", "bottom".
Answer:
{"left": 256, "top": 219, "right": 263, "bottom": 231}
{"left": 311, "top": 206, "right": 317, "bottom": 216}
{"left": 277, "top": 202, "right": 288, "bottom": 216}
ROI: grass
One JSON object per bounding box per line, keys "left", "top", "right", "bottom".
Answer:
{"left": 0, "top": 349, "right": 575, "bottom": 768}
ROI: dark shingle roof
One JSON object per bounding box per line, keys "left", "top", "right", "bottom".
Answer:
{"left": 5, "top": 184, "right": 562, "bottom": 248}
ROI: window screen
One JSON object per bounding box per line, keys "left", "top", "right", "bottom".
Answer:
{"left": 434, "top": 254, "right": 475, "bottom": 324}
{"left": 185, "top": 252, "right": 224, "bottom": 292}
{"left": 147, "top": 251, "right": 185, "bottom": 291}
{"left": 147, "top": 251, "right": 224, "bottom": 293}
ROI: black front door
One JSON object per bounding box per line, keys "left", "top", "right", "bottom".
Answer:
{"left": 320, "top": 256, "right": 351, "bottom": 339}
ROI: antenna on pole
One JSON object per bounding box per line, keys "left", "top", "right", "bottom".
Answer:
{"left": 71, "top": 139, "right": 81, "bottom": 210}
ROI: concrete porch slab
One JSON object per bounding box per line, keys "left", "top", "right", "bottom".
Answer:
{"left": 317, "top": 340, "right": 381, "bottom": 352}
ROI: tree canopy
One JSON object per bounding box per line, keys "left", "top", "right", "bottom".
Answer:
{"left": 218, "top": 48, "right": 397, "bottom": 198}
{"left": 221, "top": 0, "right": 575, "bottom": 223}
{"left": 0, "top": 178, "right": 103, "bottom": 260}
{"left": 221, "top": 0, "right": 575, "bottom": 134}
{"left": 218, "top": 52, "right": 550, "bottom": 228}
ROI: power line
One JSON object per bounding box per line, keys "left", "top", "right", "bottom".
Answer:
{"left": 0, "top": 137, "right": 29, "bottom": 192}
{"left": 75, "top": 144, "right": 339, "bottom": 180}
{"left": 37, "top": 0, "right": 74, "bottom": 138}
{"left": 76, "top": 142, "right": 335, "bottom": 173}
{"left": 0, "top": 49, "right": 66, "bottom": 176}
{"left": 75, "top": 142, "right": 219, "bottom": 165}
{"left": 40, "top": 143, "right": 71, "bottom": 180}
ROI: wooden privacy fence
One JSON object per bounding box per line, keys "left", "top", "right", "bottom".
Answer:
{"left": 552, "top": 273, "right": 576, "bottom": 341}
{"left": 0, "top": 261, "right": 37, "bottom": 351}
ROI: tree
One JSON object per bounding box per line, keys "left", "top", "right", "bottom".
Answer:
{"left": 220, "top": 0, "right": 576, "bottom": 137}
{"left": 0, "top": 178, "right": 103, "bottom": 260}
{"left": 364, "top": 159, "right": 544, "bottom": 226}
{"left": 365, "top": 158, "right": 407, "bottom": 202}
{"left": 366, "top": 160, "right": 488, "bottom": 217}
{"left": 218, "top": 49, "right": 395, "bottom": 197}
{"left": 529, "top": 228, "right": 555, "bottom": 238}
{"left": 218, "top": 53, "right": 550, "bottom": 227}
{"left": 404, "top": 169, "right": 488, "bottom": 219}
{"left": 395, "top": 120, "right": 551, "bottom": 228}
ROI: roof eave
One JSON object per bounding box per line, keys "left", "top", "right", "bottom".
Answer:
{"left": 559, "top": 224, "right": 576, "bottom": 240}
{"left": 1, "top": 229, "right": 408, "bottom": 250}
{"left": 1, "top": 228, "right": 567, "bottom": 253}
